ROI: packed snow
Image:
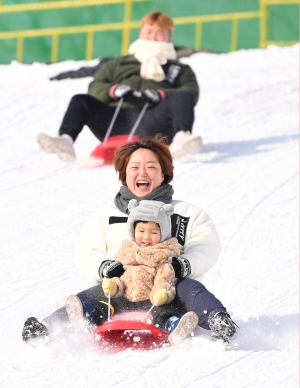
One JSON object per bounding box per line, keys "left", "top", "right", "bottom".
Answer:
{"left": 0, "top": 43, "right": 298, "bottom": 387}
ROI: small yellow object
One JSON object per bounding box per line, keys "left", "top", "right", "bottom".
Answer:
{"left": 102, "top": 278, "right": 117, "bottom": 297}
{"left": 99, "top": 300, "right": 115, "bottom": 315}
{"left": 153, "top": 289, "right": 168, "bottom": 306}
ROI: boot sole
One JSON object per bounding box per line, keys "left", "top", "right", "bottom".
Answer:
{"left": 37, "top": 133, "right": 76, "bottom": 162}
{"left": 184, "top": 136, "right": 202, "bottom": 154}
{"left": 168, "top": 311, "right": 199, "bottom": 346}
{"left": 171, "top": 136, "right": 202, "bottom": 159}
{"left": 66, "top": 295, "right": 84, "bottom": 322}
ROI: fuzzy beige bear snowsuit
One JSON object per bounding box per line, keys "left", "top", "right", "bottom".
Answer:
{"left": 112, "top": 237, "right": 180, "bottom": 304}
{"left": 110, "top": 199, "right": 180, "bottom": 304}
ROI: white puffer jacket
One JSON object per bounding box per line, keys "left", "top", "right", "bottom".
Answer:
{"left": 74, "top": 200, "right": 221, "bottom": 285}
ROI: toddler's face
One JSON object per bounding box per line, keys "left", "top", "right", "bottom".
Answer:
{"left": 134, "top": 221, "right": 161, "bottom": 247}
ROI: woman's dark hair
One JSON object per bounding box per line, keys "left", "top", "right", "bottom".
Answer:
{"left": 114, "top": 134, "right": 174, "bottom": 186}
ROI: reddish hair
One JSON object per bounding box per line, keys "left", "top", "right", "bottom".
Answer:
{"left": 141, "top": 11, "right": 174, "bottom": 31}
{"left": 114, "top": 134, "right": 174, "bottom": 186}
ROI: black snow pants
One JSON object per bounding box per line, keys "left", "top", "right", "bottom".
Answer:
{"left": 58, "top": 91, "right": 195, "bottom": 145}
{"left": 43, "top": 279, "right": 226, "bottom": 332}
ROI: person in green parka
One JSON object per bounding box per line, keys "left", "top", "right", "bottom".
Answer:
{"left": 37, "top": 11, "right": 202, "bottom": 162}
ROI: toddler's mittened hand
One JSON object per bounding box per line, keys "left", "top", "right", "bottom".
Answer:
{"left": 153, "top": 289, "right": 168, "bottom": 306}
{"left": 102, "top": 278, "right": 118, "bottom": 297}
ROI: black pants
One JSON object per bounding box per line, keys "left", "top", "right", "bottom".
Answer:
{"left": 59, "top": 91, "right": 195, "bottom": 145}
{"left": 44, "top": 279, "right": 226, "bottom": 332}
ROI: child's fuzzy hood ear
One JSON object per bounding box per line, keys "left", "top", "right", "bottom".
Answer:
{"left": 128, "top": 199, "right": 138, "bottom": 213}
{"left": 162, "top": 204, "right": 174, "bottom": 217}
{"left": 127, "top": 200, "right": 174, "bottom": 242}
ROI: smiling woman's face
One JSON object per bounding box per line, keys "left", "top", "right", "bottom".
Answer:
{"left": 125, "top": 148, "right": 164, "bottom": 197}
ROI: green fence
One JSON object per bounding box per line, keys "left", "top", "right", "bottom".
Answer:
{"left": 0, "top": 0, "right": 298, "bottom": 64}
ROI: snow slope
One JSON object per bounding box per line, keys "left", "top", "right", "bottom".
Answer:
{"left": 0, "top": 44, "right": 298, "bottom": 387}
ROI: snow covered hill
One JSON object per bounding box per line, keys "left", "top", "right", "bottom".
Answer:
{"left": 0, "top": 44, "right": 298, "bottom": 387}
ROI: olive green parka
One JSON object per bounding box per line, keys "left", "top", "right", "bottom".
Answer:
{"left": 88, "top": 55, "right": 199, "bottom": 109}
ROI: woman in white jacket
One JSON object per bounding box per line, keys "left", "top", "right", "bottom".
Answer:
{"left": 22, "top": 135, "right": 237, "bottom": 346}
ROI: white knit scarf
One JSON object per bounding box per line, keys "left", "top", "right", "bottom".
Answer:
{"left": 128, "top": 39, "right": 177, "bottom": 81}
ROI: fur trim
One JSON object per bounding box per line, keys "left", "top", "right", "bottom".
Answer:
{"left": 112, "top": 238, "right": 179, "bottom": 303}
{"left": 127, "top": 200, "right": 175, "bottom": 242}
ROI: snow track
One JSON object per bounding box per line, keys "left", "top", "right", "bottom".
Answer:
{"left": 0, "top": 45, "right": 298, "bottom": 387}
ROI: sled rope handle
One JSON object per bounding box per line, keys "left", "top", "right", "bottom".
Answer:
{"left": 107, "top": 291, "right": 111, "bottom": 322}
{"left": 128, "top": 102, "right": 149, "bottom": 140}
{"left": 103, "top": 97, "right": 124, "bottom": 142}
{"left": 141, "top": 304, "right": 155, "bottom": 323}
{"left": 141, "top": 281, "right": 175, "bottom": 322}
{"left": 103, "top": 98, "right": 148, "bottom": 143}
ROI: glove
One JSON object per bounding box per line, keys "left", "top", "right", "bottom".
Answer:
{"left": 153, "top": 289, "right": 168, "bottom": 306}
{"left": 98, "top": 260, "right": 125, "bottom": 279}
{"left": 102, "top": 278, "right": 118, "bottom": 297}
{"left": 142, "top": 89, "right": 163, "bottom": 106}
{"left": 112, "top": 84, "right": 133, "bottom": 99}
{"left": 171, "top": 256, "right": 191, "bottom": 279}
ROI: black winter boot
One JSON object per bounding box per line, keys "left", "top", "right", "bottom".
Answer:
{"left": 22, "top": 317, "right": 49, "bottom": 345}
{"left": 208, "top": 311, "right": 237, "bottom": 345}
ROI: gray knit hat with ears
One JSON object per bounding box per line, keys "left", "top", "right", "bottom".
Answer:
{"left": 127, "top": 199, "right": 174, "bottom": 243}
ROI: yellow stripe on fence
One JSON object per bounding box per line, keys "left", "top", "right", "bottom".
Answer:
{"left": 0, "top": 22, "right": 140, "bottom": 39}
{"left": 266, "top": 0, "right": 298, "bottom": 4}
{"left": 16, "top": 36, "right": 24, "bottom": 63}
{"left": 51, "top": 33, "right": 59, "bottom": 63}
{"left": 86, "top": 29, "right": 94, "bottom": 61}
{"left": 0, "top": 0, "right": 150, "bottom": 13}
{"left": 0, "top": 0, "right": 296, "bottom": 13}
{"left": 195, "top": 22, "right": 203, "bottom": 51}
{"left": 122, "top": 0, "right": 133, "bottom": 55}
{"left": 231, "top": 19, "right": 239, "bottom": 52}
{"left": 173, "top": 11, "right": 262, "bottom": 25}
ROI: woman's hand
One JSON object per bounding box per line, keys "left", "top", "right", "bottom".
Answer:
{"left": 99, "top": 260, "right": 125, "bottom": 279}
{"left": 170, "top": 256, "right": 191, "bottom": 278}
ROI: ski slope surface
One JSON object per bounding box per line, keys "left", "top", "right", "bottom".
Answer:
{"left": 0, "top": 43, "right": 298, "bottom": 387}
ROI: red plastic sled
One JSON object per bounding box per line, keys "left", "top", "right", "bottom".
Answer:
{"left": 94, "top": 319, "right": 169, "bottom": 354}
{"left": 90, "top": 135, "right": 140, "bottom": 165}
